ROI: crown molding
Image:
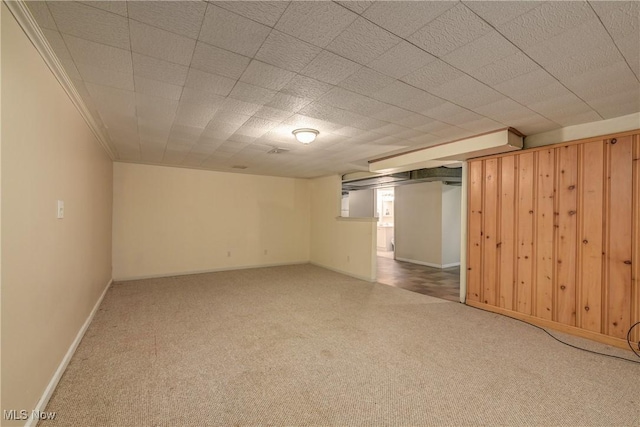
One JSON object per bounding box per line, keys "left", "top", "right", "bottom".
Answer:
{"left": 4, "top": 0, "right": 116, "bottom": 160}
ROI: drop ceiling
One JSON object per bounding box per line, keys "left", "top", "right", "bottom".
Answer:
{"left": 24, "top": 0, "right": 640, "bottom": 178}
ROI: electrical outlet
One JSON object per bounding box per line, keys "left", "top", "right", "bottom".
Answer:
{"left": 57, "top": 200, "right": 64, "bottom": 219}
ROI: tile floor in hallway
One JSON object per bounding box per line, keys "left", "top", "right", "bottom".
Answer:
{"left": 376, "top": 255, "right": 461, "bottom": 302}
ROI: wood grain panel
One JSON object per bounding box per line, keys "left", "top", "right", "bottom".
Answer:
{"left": 606, "top": 136, "right": 633, "bottom": 339}
{"left": 578, "top": 141, "right": 605, "bottom": 333}
{"left": 466, "top": 130, "right": 639, "bottom": 348}
{"left": 467, "top": 161, "right": 483, "bottom": 302}
{"left": 556, "top": 145, "right": 578, "bottom": 326}
{"left": 516, "top": 152, "right": 534, "bottom": 315}
{"left": 482, "top": 159, "right": 499, "bottom": 305}
{"left": 535, "top": 149, "right": 555, "bottom": 320}
{"left": 499, "top": 156, "right": 516, "bottom": 310}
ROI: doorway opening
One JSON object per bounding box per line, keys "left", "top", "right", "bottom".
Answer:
{"left": 376, "top": 188, "right": 394, "bottom": 259}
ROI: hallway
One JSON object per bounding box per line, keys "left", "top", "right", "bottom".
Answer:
{"left": 376, "top": 257, "right": 460, "bottom": 302}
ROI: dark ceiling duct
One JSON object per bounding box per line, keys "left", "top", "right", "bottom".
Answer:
{"left": 342, "top": 166, "right": 462, "bottom": 192}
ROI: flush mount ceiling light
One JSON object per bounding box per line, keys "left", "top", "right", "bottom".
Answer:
{"left": 292, "top": 128, "right": 319, "bottom": 144}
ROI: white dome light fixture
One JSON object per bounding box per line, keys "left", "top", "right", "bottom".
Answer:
{"left": 292, "top": 128, "right": 319, "bottom": 144}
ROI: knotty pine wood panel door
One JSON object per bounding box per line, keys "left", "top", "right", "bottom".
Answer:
{"left": 466, "top": 131, "right": 640, "bottom": 348}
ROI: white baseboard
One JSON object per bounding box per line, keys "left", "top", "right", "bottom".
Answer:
{"left": 395, "top": 258, "right": 459, "bottom": 269}
{"left": 395, "top": 257, "right": 443, "bottom": 268}
{"left": 310, "top": 261, "right": 376, "bottom": 282}
{"left": 442, "top": 262, "right": 461, "bottom": 268}
{"left": 25, "top": 278, "right": 113, "bottom": 427}
{"left": 113, "top": 261, "right": 309, "bottom": 282}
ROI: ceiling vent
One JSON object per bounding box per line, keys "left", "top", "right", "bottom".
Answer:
{"left": 267, "top": 147, "right": 289, "bottom": 154}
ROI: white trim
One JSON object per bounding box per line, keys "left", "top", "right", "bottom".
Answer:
{"left": 524, "top": 112, "right": 640, "bottom": 149}
{"left": 3, "top": 0, "right": 115, "bottom": 160}
{"left": 113, "top": 262, "right": 309, "bottom": 282}
{"left": 442, "top": 262, "right": 461, "bottom": 268}
{"left": 395, "top": 257, "right": 443, "bottom": 269}
{"left": 309, "top": 262, "right": 376, "bottom": 282}
{"left": 25, "top": 278, "right": 113, "bottom": 427}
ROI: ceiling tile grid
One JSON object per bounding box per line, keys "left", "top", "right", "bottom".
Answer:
{"left": 24, "top": 0, "right": 640, "bottom": 178}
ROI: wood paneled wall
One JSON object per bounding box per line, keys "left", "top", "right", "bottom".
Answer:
{"left": 466, "top": 131, "right": 640, "bottom": 348}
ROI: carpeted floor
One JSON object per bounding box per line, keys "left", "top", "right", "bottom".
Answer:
{"left": 41, "top": 264, "right": 639, "bottom": 426}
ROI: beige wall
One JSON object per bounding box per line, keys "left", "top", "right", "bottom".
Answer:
{"left": 112, "top": 163, "right": 310, "bottom": 280}
{"left": 395, "top": 182, "right": 443, "bottom": 266}
{"left": 1, "top": 6, "right": 113, "bottom": 425}
{"left": 348, "top": 189, "right": 375, "bottom": 217}
{"left": 441, "top": 185, "right": 462, "bottom": 266}
{"left": 310, "top": 175, "right": 376, "bottom": 281}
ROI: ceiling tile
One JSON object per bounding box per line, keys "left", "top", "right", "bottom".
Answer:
{"left": 48, "top": 1, "right": 130, "bottom": 49}
{"left": 422, "top": 102, "right": 482, "bottom": 125}
{"left": 27, "top": 2, "right": 56, "bottom": 30}
{"left": 219, "top": 98, "right": 262, "bottom": 116}
{"left": 442, "top": 30, "right": 519, "bottom": 74}
{"left": 184, "top": 68, "right": 236, "bottom": 97}
{"left": 463, "top": 1, "right": 544, "bottom": 27}
{"left": 86, "top": 82, "right": 136, "bottom": 116}
{"left": 371, "top": 80, "right": 426, "bottom": 107}
{"left": 127, "top": 1, "right": 206, "bottom": 39}
{"left": 335, "top": 1, "right": 374, "bottom": 15}
{"left": 564, "top": 61, "right": 639, "bottom": 101}
{"left": 174, "top": 102, "right": 219, "bottom": 128}
{"left": 494, "top": 69, "right": 568, "bottom": 105}
{"left": 409, "top": 4, "right": 492, "bottom": 58}
{"left": 240, "top": 60, "right": 296, "bottom": 91}
{"left": 326, "top": 17, "right": 401, "bottom": 65}
{"left": 428, "top": 75, "right": 506, "bottom": 109}
{"left": 254, "top": 106, "right": 294, "bottom": 122}
{"left": 132, "top": 53, "right": 189, "bottom": 86}
{"left": 130, "top": 20, "right": 196, "bottom": 66}
{"left": 180, "top": 87, "right": 226, "bottom": 107}
{"left": 135, "top": 94, "right": 179, "bottom": 121}
{"left": 79, "top": 1, "right": 128, "bottom": 17}
{"left": 401, "top": 59, "right": 464, "bottom": 92}
{"left": 301, "top": 51, "right": 361, "bottom": 85}
{"left": 337, "top": 67, "right": 395, "bottom": 96}
{"left": 77, "top": 62, "right": 134, "bottom": 91}
{"left": 280, "top": 75, "right": 334, "bottom": 99}
{"left": 134, "top": 76, "right": 183, "bottom": 101}
{"left": 229, "top": 82, "right": 277, "bottom": 105}
{"left": 472, "top": 98, "right": 537, "bottom": 124}
{"left": 363, "top": 1, "right": 456, "bottom": 38}
{"left": 266, "top": 93, "right": 313, "bottom": 113}
{"left": 255, "top": 30, "right": 322, "bottom": 73}
{"left": 64, "top": 34, "right": 132, "bottom": 73}
{"left": 41, "top": 28, "right": 73, "bottom": 61}
{"left": 191, "top": 41, "right": 251, "bottom": 79}
{"left": 319, "top": 87, "right": 388, "bottom": 116}
{"left": 588, "top": 87, "right": 640, "bottom": 119}
{"left": 367, "top": 41, "right": 437, "bottom": 80}
{"left": 275, "top": 1, "right": 358, "bottom": 48}
{"left": 613, "top": 32, "right": 640, "bottom": 80}
{"left": 214, "top": 1, "right": 289, "bottom": 27}
{"left": 497, "top": 1, "right": 595, "bottom": 49}
{"left": 199, "top": 5, "right": 271, "bottom": 57}
{"left": 468, "top": 51, "right": 540, "bottom": 87}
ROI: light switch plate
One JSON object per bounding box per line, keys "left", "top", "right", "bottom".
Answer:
{"left": 57, "top": 200, "right": 64, "bottom": 219}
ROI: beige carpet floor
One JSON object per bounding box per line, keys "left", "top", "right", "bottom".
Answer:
{"left": 41, "top": 264, "right": 639, "bottom": 426}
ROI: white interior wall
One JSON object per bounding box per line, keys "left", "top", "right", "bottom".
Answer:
{"left": 348, "top": 189, "right": 375, "bottom": 217}
{"left": 112, "top": 163, "right": 310, "bottom": 280}
{"left": 394, "top": 182, "right": 443, "bottom": 267}
{"left": 441, "top": 185, "right": 462, "bottom": 267}
{"left": 310, "top": 176, "right": 377, "bottom": 281}
{"left": 2, "top": 7, "right": 113, "bottom": 424}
